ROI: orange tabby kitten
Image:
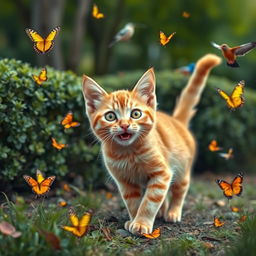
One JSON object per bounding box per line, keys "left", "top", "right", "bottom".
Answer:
{"left": 82, "top": 54, "right": 221, "bottom": 235}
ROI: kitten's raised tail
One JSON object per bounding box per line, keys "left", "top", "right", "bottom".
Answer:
{"left": 172, "top": 54, "right": 221, "bottom": 126}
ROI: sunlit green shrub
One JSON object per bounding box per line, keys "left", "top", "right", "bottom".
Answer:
{"left": 0, "top": 58, "right": 255, "bottom": 186}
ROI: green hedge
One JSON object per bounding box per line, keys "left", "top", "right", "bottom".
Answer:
{"left": 0, "top": 58, "right": 255, "bottom": 186}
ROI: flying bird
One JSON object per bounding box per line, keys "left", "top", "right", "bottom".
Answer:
{"left": 211, "top": 41, "right": 256, "bottom": 67}
{"left": 176, "top": 63, "right": 195, "bottom": 75}
{"left": 109, "top": 23, "right": 135, "bottom": 48}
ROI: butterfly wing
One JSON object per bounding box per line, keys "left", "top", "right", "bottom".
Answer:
{"left": 167, "top": 32, "right": 176, "bottom": 42}
{"left": 44, "top": 26, "right": 60, "bottom": 53}
{"left": 160, "top": 31, "right": 168, "bottom": 46}
{"left": 62, "top": 226, "right": 82, "bottom": 237}
{"left": 216, "top": 179, "right": 233, "bottom": 199}
{"left": 231, "top": 172, "right": 243, "bottom": 196}
{"left": 61, "top": 112, "right": 73, "bottom": 126}
{"left": 92, "top": 4, "right": 104, "bottom": 19}
{"left": 32, "top": 68, "right": 47, "bottom": 85}
{"left": 61, "top": 112, "right": 80, "bottom": 129}
{"left": 39, "top": 176, "right": 56, "bottom": 195}
{"left": 214, "top": 217, "right": 224, "bottom": 227}
{"left": 23, "top": 175, "right": 42, "bottom": 195}
{"left": 51, "top": 137, "right": 66, "bottom": 150}
{"left": 217, "top": 88, "right": 235, "bottom": 109}
{"left": 38, "top": 68, "right": 47, "bottom": 82}
{"left": 230, "top": 81, "right": 245, "bottom": 108}
{"left": 77, "top": 211, "right": 92, "bottom": 236}
{"left": 25, "top": 28, "right": 46, "bottom": 54}
{"left": 142, "top": 228, "right": 160, "bottom": 239}
{"left": 32, "top": 75, "right": 40, "bottom": 85}
{"left": 208, "top": 140, "right": 221, "bottom": 151}
{"left": 62, "top": 208, "right": 84, "bottom": 237}
{"left": 36, "top": 169, "right": 45, "bottom": 183}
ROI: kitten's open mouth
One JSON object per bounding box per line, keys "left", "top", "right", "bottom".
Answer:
{"left": 118, "top": 132, "right": 133, "bottom": 141}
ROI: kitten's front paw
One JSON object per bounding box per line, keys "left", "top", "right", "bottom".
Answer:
{"left": 125, "top": 220, "right": 153, "bottom": 235}
{"left": 164, "top": 209, "right": 182, "bottom": 223}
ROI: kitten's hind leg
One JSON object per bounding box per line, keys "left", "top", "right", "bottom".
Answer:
{"left": 157, "top": 197, "right": 169, "bottom": 218}
{"left": 164, "top": 171, "right": 191, "bottom": 223}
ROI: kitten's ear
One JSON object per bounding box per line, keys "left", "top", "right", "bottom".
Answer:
{"left": 82, "top": 75, "right": 108, "bottom": 114}
{"left": 132, "top": 68, "right": 156, "bottom": 109}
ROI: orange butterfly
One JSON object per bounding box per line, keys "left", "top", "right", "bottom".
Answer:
{"left": 58, "top": 200, "right": 67, "bottom": 207}
{"left": 213, "top": 216, "right": 225, "bottom": 227}
{"left": 61, "top": 112, "right": 80, "bottom": 129}
{"left": 216, "top": 172, "right": 243, "bottom": 199}
{"left": 182, "top": 11, "right": 190, "bottom": 18}
{"left": 142, "top": 228, "right": 161, "bottom": 239}
{"left": 51, "top": 137, "right": 67, "bottom": 151}
{"left": 32, "top": 67, "right": 47, "bottom": 85}
{"left": 217, "top": 81, "right": 245, "bottom": 110}
{"left": 219, "top": 148, "right": 233, "bottom": 160}
{"left": 239, "top": 215, "right": 247, "bottom": 222}
{"left": 26, "top": 26, "right": 60, "bottom": 54}
{"left": 63, "top": 183, "right": 72, "bottom": 192}
{"left": 160, "top": 31, "right": 176, "bottom": 46}
{"left": 62, "top": 208, "right": 92, "bottom": 237}
{"left": 230, "top": 206, "right": 240, "bottom": 212}
{"left": 92, "top": 4, "right": 104, "bottom": 19}
{"left": 208, "top": 140, "right": 222, "bottom": 151}
{"left": 23, "top": 169, "right": 55, "bottom": 196}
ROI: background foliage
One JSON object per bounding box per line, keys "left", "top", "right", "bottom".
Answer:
{"left": 0, "top": 58, "right": 255, "bottom": 186}
{"left": 0, "top": 0, "right": 256, "bottom": 84}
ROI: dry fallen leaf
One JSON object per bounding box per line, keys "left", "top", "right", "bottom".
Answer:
{"left": 203, "top": 241, "right": 214, "bottom": 249}
{"left": 101, "top": 227, "right": 112, "bottom": 241}
{"left": 215, "top": 199, "right": 226, "bottom": 207}
{"left": 239, "top": 215, "right": 247, "bottom": 222}
{"left": 0, "top": 221, "right": 22, "bottom": 238}
{"left": 38, "top": 229, "right": 61, "bottom": 250}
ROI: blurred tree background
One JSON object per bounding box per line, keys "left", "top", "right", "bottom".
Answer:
{"left": 0, "top": 0, "right": 256, "bottom": 186}
{"left": 1, "top": 0, "right": 256, "bottom": 83}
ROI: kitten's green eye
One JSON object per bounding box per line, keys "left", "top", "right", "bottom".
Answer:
{"left": 105, "top": 111, "right": 116, "bottom": 121}
{"left": 131, "top": 109, "right": 142, "bottom": 119}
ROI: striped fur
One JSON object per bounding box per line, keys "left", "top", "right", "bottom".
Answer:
{"left": 82, "top": 54, "right": 221, "bottom": 235}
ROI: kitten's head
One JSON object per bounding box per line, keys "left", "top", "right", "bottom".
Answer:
{"left": 82, "top": 68, "right": 156, "bottom": 147}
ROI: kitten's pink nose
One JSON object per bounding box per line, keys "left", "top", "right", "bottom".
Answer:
{"left": 120, "top": 123, "right": 130, "bottom": 131}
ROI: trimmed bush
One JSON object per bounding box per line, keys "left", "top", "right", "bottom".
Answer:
{"left": 0, "top": 58, "right": 255, "bottom": 187}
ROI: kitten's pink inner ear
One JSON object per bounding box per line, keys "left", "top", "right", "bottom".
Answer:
{"left": 132, "top": 68, "right": 156, "bottom": 109}
{"left": 82, "top": 75, "right": 108, "bottom": 114}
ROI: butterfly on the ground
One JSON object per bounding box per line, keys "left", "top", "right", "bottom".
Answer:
{"left": 208, "top": 140, "right": 222, "bottom": 152}
{"left": 182, "top": 11, "right": 190, "bottom": 18}
{"left": 92, "top": 4, "right": 104, "bottom": 19}
{"left": 230, "top": 206, "right": 240, "bottom": 212}
{"left": 216, "top": 172, "right": 243, "bottom": 199}
{"left": 25, "top": 26, "right": 60, "bottom": 54}
{"left": 62, "top": 208, "right": 92, "bottom": 237}
{"left": 160, "top": 31, "right": 176, "bottom": 46}
{"left": 58, "top": 200, "right": 67, "bottom": 207}
{"left": 23, "top": 169, "right": 56, "bottom": 196}
{"left": 61, "top": 112, "right": 80, "bottom": 129}
{"left": 213, "top": 216, "right": 225, "bottom": 227}
{"left": 32, "top": 67, "right": 47, "bottom": 85}
{"left": 219, "top": 148, "right": 233, "bottom": 160}
{"left": 217, "top": 80, "right": 245, "bottom": 110}
{"left": 51, "top": 137, "right": 67, "bottom": 151}
{"left": 142, "top": 228, "right": 161, "bottom": 239}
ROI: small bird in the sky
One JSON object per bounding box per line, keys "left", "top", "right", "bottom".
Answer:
{"left": 211, "top": 41, "right": 256, "bottom": 67}
{"left": 109, "top": 23, "right": 135, "bottom": 48}
{"left": 176, "top": 63, "right": 195, "bottom": 75}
